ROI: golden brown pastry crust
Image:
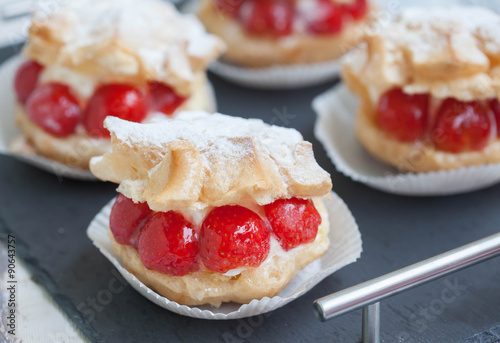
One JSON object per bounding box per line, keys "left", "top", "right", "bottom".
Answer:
{"left": 197, "top": 0, "right": 370, "bottom": 68}
{"left": 342, "top": 7, "right": 500, "bottom": 172}
{"left": 13, "top": 74, "right": 214, "bottom": 170}
{"left": 109, "top": 197, "right": 330, "bottom": 307}
{"left": 90, "top": 112, "right": 332, "bottom": 211}
{"left": 24, "top": 0, "right": 225, "bottom": 96}
{"left": 343, "top": 7, "right": 500, "bottom": 103}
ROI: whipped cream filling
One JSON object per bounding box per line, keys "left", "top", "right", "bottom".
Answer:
{"left": 40, "top": 65, "right": 98, "bottom": 99}
{"left": 39, "top": 64, "right": 188, "bottom": 102}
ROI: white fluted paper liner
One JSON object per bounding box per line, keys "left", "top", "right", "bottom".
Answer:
{"left": 210, "top": 60, "right": 341, "bottom": 89}
{"left": 87, "top": 191, "right": 362, "bottom": 320}
{"left": 0, "top": 55, "right": 217, "bottom": 181}
{"left": 313, "top": 84, "right": 500, "bottom": 196}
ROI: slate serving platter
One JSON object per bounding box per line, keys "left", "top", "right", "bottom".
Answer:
{"left": 0, "top": 43, "right": 499, "bottom": 343}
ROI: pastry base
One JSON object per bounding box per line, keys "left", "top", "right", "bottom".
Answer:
{"left": 197, "top": 0, "right": 369, "bottom": 68}
{"left": 109, "top": 197, "right": 330, "bottom": 307}
{"left": 355, "top": 103, "right": 500, "bottom": 172}
{"left": 12, "top": 74, "right": 213, "bottom": 170}
{"left": 343, "top": 65, "right": 500, "bottom": 172}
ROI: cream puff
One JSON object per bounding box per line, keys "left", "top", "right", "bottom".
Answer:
{"left": 198, "top": 0, "right": 371, "bottom": 67}
{"left": 342, "top": 6, "right": 500, "bottom": 172}
{"left": 12, "top": 0, "right": 224, "bottom": 169}
{"left": 89, "top": 111, "right": 333, "bottom": 307}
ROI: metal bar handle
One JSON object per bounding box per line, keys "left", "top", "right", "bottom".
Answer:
{"left": 314, "top": 232, "right": 500, "bottom": 322}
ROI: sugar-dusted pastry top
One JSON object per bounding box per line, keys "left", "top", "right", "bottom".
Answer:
{"left": 343, "top": 6, "right": 500, "bottom": 103}
{"left": 24, "top": 0, "right": 225, "bottom": 96}
{"left": 90, "top": 112, "right": 332, "bottom": 211}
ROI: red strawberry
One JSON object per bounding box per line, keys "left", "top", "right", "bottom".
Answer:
{"left": 14, "top": 60, "right": 44, "bottom": 104}
{"left": 148, "top": 82, "right": 187, "bottom": 116}
{"left": 342, "top": 0, "right": 368, "bottom": 20}
{"left": 306, "top": 0, "right": 343, "bottom": 35}
{"left": 26, "top": 83, "right": 81, "bottom": 137}
{"left": 83, "top": 84, "right": 147, "bottom": 138}
{"left": 138, "top": 211, "right": 199, "bottom": 276}
{"left": 200, "top": 206, "right": 270, "bottom": 273}
{"left": 110, "top": 194, "right": 152, "bottom": 246}
{"left": 377, "top": 88, "right": 429, "bottom": 142}
{"left": 242, "top": 0, "right": 294, "bottom": 37}
{"left": 264, "top": 198, "right": 321, "bottom": 251}
{"left": 432, "top": 98, "right": 492, "bottom": 153}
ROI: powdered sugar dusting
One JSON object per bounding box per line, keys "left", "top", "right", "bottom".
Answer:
{"left": 93, "top": 112, "right": 331, "bottom": 210}
{"left": 343, "top": 6, "right": 500, "bottom": 103}
{"left": 30, "top": 0, "right": 223, "bottom": 91}
{"left": 106, "top": 111, "right": 304, "bottom": 167}
{"left": 383, "top": 6, "right": 500, "bottom": 65}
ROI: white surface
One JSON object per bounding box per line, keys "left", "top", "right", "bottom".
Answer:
{"left": 209, "top": 59, "right": 341, "bottom": 90}
{"left": 313, "top": 84, "right": 500, "bottom": 196}
{"left": 87, "top": 191, "right": 362, "bottom": 320}
{"left": 0, "top": 55, "right": 217, "bottom": 181}
{"left": 0, "top": 248, "right": 85, "bottom": 343}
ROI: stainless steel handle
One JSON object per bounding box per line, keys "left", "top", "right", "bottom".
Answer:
{"left": 314, "top": 232, "right": 500, "bottom": 342}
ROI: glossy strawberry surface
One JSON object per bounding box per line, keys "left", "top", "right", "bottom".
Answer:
{"left": 264, "top": 198, "right": 321, "bottom": 251}
{"left": 26, "top": 83, "right": 81, "bottom": 137}
{"left": 242, "top": 0, "right": 294, "bottom": 36}
{"left": 83, "top": 84, "right": 147, "bottom": 137}
{"left": 110, "top": 194, "right": 152, "bottom": 246}
{"left": 14, "top": 60, "right": 44, "bottom": 104}
{"left": 377, "top": 88, "right": 429, "bottom": 142}
{"left": 342, "top": 0, "right": 368, "bottom": 20}
{"left": 148, "top": 82, "right": 187, "bottom": 116}
{"left": 306, "top": 0, "right": 343, "bottom": 34}
{"left": 432, "top": 98, "right": 492, "bottom": 153}
{"left": 199, "top": 205, "right": 270, "bottom": 273}
{"left": 138, "top": 211, "right": 199, "bottom": 276}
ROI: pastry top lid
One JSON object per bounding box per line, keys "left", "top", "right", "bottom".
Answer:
{"left": 90, "top": 111, "right": 332, "bottom": 212}
{"left": 24, "top": 0, "right": 225, "bottom": 96}
{"left": 343, "top": 6, "right": 500, "bottom": 102}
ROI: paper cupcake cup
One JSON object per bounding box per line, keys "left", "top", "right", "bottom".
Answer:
{"left": 87, "top": 191, "right": 362, "bottom": 320}
{"left": 209, "top": 60, "right": 341, "bottom": 90}
{"left": 313, "top": 84, "right": 500, "bottom": 196}
{"left": 0, "top": 55, "right": 217, "bottom": 181}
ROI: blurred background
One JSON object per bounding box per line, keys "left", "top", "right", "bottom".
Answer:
{"left": 0, "top": 0, "right": 499, "bottom": 50}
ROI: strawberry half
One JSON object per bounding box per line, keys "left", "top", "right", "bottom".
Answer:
{"left": 200, "top": 206, "right": 270, "bottom": 273}
{"left": 26, "top": 83, "right": 81, "bottom": 137}
{"left": 148, "top": 82, "right": 187, "bottom": 116}
{"left": 110, "top": 194, "right": 152, "bottom": 246}
{"left": 14, "top": 60, "right": 44, "bottom": 104}
{"left": 138, "top": 211, "right": 199, "bottom": 276}
{"left": 83, "top": 84, "right": 147, "bottom": 138}
{"left": 264, "top": 198, "right": 321, "bottom": 251}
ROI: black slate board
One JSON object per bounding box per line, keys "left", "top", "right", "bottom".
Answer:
{"left": 1, "top": 42, "right": 500, "bottom": 343}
